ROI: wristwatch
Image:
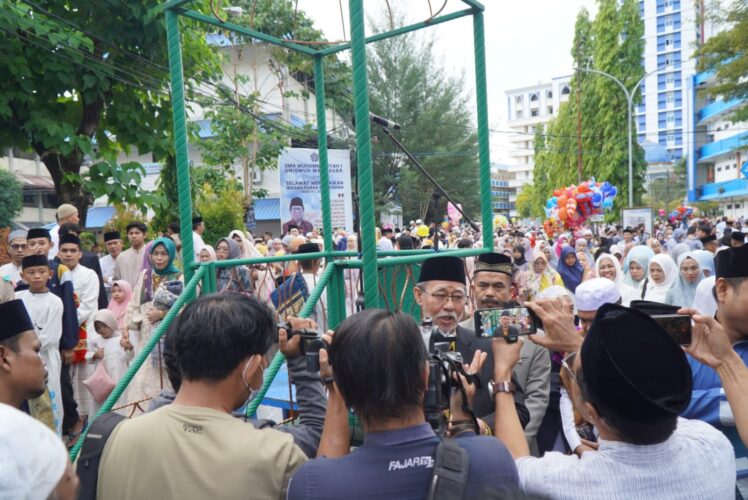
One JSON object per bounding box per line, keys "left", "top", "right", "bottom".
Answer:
{"left": 488, "top": 380, "right": 515, "bottom": 401}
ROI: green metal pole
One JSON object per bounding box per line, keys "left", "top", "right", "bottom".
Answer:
{"left": 472, "top": 10, "right": 493, "bottom": 250}
{"left": 70, "top": 266, "right": 207, "bottom": 461}
{"left": 313, "top": 54, "right": 340, "bottom": 329}
{"left": 349, "top": 0, "right": 378, "bottom": 309}
{"left": 166, "top": 9, "right": 196, "bottom": 284}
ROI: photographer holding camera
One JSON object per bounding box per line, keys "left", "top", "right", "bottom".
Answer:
{"left": 287, "top": 308, "right": 518, "bottom": 499}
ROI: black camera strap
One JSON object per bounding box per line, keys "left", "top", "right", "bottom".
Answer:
{"left": 427, "top": 439, "right": 470, "bottom": 500}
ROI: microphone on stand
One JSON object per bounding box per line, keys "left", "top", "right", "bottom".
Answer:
{"left": 369, "top": 112, "right": 401, "bottom": 130}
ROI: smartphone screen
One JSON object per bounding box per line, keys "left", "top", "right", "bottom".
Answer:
{"left": 474, "top": 307, "right": 537, "bottom": 338}
{"left": 651, "top": 314, "right": 692, "bottom": 345}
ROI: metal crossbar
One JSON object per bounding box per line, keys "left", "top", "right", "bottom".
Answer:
{"left": 69, "top": 0, "right": 491, "bottom": 462}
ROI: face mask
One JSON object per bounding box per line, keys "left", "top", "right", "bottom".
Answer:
{"left": 241, "top": 357, "right": 265, "bottom": 403}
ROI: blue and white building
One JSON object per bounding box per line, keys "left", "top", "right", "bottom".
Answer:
{"left": 687, "top": 70, "right": 748, "bottom": 218}
{"left": 637, "top": 0, "right": 703, "bottom": 162}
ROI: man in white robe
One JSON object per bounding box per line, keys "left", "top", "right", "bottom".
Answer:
{"left": 113, "top": 222, "right": 147, "bottom": 288}
{"left": 58, "top": 234, "right": 99, "bottom": 419}
{"left": 0, "top": 230, "right": 27, "bottom": 286}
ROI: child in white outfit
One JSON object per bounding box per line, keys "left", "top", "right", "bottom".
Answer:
{"left": 86, "top": 309, "right": 133, "bottom": 413}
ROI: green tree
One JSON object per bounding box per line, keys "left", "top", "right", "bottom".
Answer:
{"left": 534, "top": 0, "right": 647, "bottom": 214}
{"left": 697, "top": 1, "right": 748, "bottom": 122}
{"left": 0, "top": 169, "right": 23, "bottom": 227}
{"left": 643, "top": 157, "right": 687, "bottom": 212}
{"left": 0, "top": 1, "right": 220, "bottom": 224}
{"left": 367, "top": 11, "right": 479, "bottom": 223}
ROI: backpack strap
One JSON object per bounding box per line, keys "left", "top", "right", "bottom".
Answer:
{"left": 76, "top": 412, "right": 126, "bottom": 500}
{"left": 427, "top": 439, "right": 470, "bottom": 500}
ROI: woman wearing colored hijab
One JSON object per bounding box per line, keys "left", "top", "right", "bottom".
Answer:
{"left": 228, "top": 229, "right": 275, "bottom": 303}
{"left": 198, "top": 245, "right": 217, "bottom": 263}
{"left": 594, "top": 253, "right": 639, "bottom": 306}
{"left": 557, "top": 246, "right": 584, "bottom": 293}
{"left": 513, "top": 244, "right": 529, "bottom": 275}
{"left": 642, "top": 253, "right": 678, "bottom": 303}
{"left": 690, "top": 249, "right": 715, "bottom": 278}
{"left": 215, "top": 237, "right": 254, "bottom": 295}
{"left": 622, "top": 245, "right": 654, "bottom": 292}
{"left": 125, "top": 237, "right": 182, "bottom": 412}
{"left": 518, "top": 251, "right": 564, "bottom": 302}
{"left": 665, "top": 253, "right": 705, "bottom": 308}
{"left": 669, "top": 242, "right": 690, "bottom": 263}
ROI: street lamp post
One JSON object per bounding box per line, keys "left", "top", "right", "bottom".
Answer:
{"left": 575, "top": 66, "right": 667, "bottom": 207}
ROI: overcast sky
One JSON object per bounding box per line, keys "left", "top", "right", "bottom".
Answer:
{"left": 299, "top": 0, "right": 598, "bottom": 161}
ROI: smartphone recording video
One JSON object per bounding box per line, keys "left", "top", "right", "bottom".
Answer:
{"left": 474, "top": 307, "right": 537, "bottom": 338}
{"left": 652, "top": 314, "right": 692, "bottom": 345}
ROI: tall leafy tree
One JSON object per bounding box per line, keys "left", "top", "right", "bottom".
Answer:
{"left": 697, "top": 1, "right": 748, "bottom": 122}
{"left": 0, "top": 170, "right": 23, "bottom": 227}
{"left": 0, "top": 1, "right": 220, "bottom": 224}
{"left": 532, "top": 0, "right": 646, "bottom": 215}
{"left": 367, "top": 11, "right": 479, "bottom": 223}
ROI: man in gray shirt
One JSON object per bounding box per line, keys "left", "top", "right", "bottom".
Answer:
{"left": 460, "top": 252, "right": 550, "bottom": 452}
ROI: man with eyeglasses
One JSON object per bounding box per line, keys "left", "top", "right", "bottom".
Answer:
{"left": 0, "top": 230, "right": 27, "bottom": 285}
{"left": 491, "top": 301, "right": 735, "bottom": 499}
{"left": 459, "top": 252, "right": 550, "bottom": 452}
{"left": 414, "top": 255, "right": 529, "bottom": 434}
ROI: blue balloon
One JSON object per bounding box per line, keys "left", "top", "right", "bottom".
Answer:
{"left": 602, "top": 199, "right": 613, "bottom": 209}
{"left": 592, "top": 193, "right": 602, "bottom": 204}
{"left": 609, "top": 186, "right": 618, "bottom": 198}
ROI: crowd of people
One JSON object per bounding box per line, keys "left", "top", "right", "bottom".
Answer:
{"left": 1, "top": 203, "right": 747, "bottom": 499}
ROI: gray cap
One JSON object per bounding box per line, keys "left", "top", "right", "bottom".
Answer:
{"left": 8, "top": 230, "right": 27, "bottom": 242}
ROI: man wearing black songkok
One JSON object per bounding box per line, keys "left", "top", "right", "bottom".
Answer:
{"left": 458, "top": 252, "right": 550, "bottom": 452}
{"left": 490, "top": 300, "right": 735, "bottom": 498}
{"left": 414, "top": 255, "right": 530, "bottom": 433}
{"left": 0, "top": 300, "right": 48, "bottom": 408}
{"left": 681, "top": 244, "right": 748, "bottom": 495}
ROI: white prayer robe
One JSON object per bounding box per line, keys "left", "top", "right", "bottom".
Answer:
{"left": 99, "top": 254, "right": 116, "bottom": 286}
{"left": 16, "top": 290, "right": 64, "bottom": 436}
{"left": 69, "top": 264, "right": 100, "bottom": 417}
{"left": 192, "top": 231, "right": 205, "bottom": 261}
{"left": 86, "top": 331, "right": 133, "bottom": 414}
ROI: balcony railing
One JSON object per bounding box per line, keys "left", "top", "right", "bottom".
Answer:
{"left": 698, "top": 178, "right": 748, "bottom": 201}
{"left": 697, "top": 98, "right": 743, "bottom": 123}
{"left": 697, "top": 131, "right": 748, "bottom": 162}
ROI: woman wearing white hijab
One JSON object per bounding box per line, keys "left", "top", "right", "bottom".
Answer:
{"left": 0, "top": 402, "right": 78, "bottom": 500}
{"left": 594, "top": 253, "right": 640, "bottom": 306}
{"left": 228, "top": 229, "right": 276, "bottom": 304}
{"left": 642, "top": 253, "right": 678, "bottom": 303}
{"left": 665, "top": 253, "right": 705, "bottom": 308}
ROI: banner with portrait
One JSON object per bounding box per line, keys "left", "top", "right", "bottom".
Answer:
{"left": 278, "top": 148, "right": 353, "bottom": 234}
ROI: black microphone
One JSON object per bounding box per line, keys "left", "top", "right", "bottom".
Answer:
{"left": 369, "top": 112, "right": 401, "bottom": 130}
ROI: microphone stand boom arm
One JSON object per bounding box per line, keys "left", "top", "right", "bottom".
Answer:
{"left": 378, "top": 125, "right": 480, "bottom": 232}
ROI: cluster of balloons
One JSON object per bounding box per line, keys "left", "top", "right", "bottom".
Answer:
{"left": 668, "top": 205, "right": 695, "bottom": 224}
{"left": 493, "top": 214, "right": 509, "bottom": 229}
{"left": 542, "top": 179, "right": 618, "bottom": 236}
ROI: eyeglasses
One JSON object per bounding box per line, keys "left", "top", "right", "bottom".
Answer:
{"left": 561, "top": 352, "right": 579, "bottom": 386}
{"left": 10, "top": 244, "right": 27, "bottom": 250}
{"left": 421, "top": 289, "right": 467, "bottom": 304}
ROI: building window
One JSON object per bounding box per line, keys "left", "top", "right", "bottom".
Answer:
{"left": 665, "top": 19, "right": 674, "bottom": 29}
{"left": 516, "top": 95, "right": 523, "bottom": 105}
{"left": 547, "top": 106, "right": 553, "bottom": 115}
{"left": 727, "top": 204, "right": 733, "bottom": 209}
{"left": 717, "top": 166, "right": 722, "bottom": 172}
{"left": 666, "top": 75, "right": 675, "bottom": 85}
{"left": 665, "top": 38, "right": 672, "bottom": 46}
{"left": 529, "top": 93, "right": 539, "bottom": 102}
{"left": 22, "top": 192, "right": 36, "bottom": 208}
{"left": 561, "top": 86, "right": 570, "bottom": 95}
{"left": 667, "top": 134, "right": 675, "bottom": 144}
{"left": 546, "top": 90, "right": 553, "bottom": 100}
{"left": 666, "top": 93, "right": 675, "bottom": 105}
{"left": 516, "top": 110, "right": 523, "bottom": 119}
{"left": 531, "top": 109, "right": 539, "bottom": 117}
{"left": 666, "top": 113, "right": 675, "bottom": 123}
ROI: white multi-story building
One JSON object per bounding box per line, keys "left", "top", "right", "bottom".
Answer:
{"left": 637, "top": 0, "right": 706, "bottom": 161}
{"left": 505, "top": 75, "right": 572, "bottom": 188}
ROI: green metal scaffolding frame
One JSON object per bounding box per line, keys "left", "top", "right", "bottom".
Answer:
{"left": 70, "top": 0, "right": 492, "bottom": 461}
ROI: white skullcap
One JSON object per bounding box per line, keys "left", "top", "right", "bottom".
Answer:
{"left": 575, "top": 278, "right": 621, "bottom": 312}
{"left": 0, "top": 402, "right": 68, "bottom": 499}
{"left": 576, "top": 238, "right": 587, "bottom": 246}
{"left": 583, "top": 229, "right": 593, "bottom": 236}
{"left": 416, "top": 219, "right": 423, "bottom": 224}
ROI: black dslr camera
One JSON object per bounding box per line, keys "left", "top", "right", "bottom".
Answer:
{"left": 279, "top": 322, "right": 328, "bottom": 372}
{"left": 424, "top": 341, "right": 482, "bottom": 435}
